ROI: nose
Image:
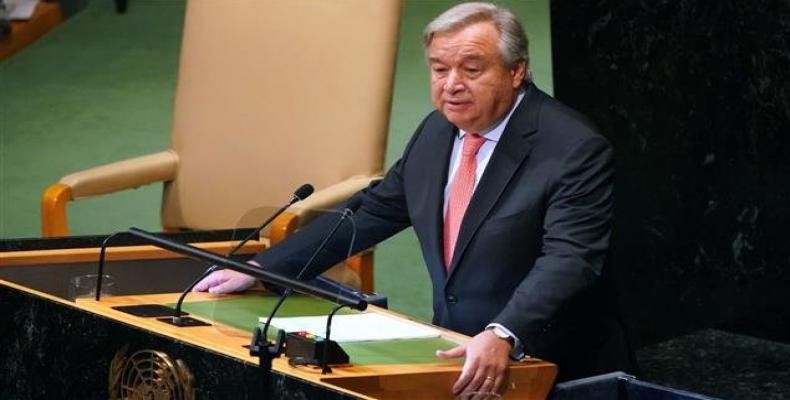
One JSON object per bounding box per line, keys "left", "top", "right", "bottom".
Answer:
{"left": 443, "top": 69, "right": 464, "bottom": 94}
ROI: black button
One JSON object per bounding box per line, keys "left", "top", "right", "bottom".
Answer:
{"left": 447, "top": 295, "right": 457, "bottom": 304}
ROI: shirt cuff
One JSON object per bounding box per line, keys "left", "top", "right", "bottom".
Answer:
{"left": 486, "top": 323, "right": 526, "bottom": 360}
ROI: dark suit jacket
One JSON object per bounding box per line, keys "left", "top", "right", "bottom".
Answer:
{"left": 255, "top": 83, "right": 633, "bottom": 381}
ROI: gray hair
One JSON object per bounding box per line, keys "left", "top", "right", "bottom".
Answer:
{"left": 423, "top": 2, "right": 531, "bottom": 81}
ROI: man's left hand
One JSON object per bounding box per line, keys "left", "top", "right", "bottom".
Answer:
{"left": 436, "top": 329, "right": 511, "bottom": 396}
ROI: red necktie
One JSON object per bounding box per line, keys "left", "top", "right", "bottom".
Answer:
{"left": 443, "top": 133, "right": 486, "bottom": 270}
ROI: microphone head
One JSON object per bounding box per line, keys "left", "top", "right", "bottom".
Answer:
{"left": 345, "top": 197, "right": 363, "bottom": 213}
{"left": 293, "top": 184, "right": 314, "bottom": 201}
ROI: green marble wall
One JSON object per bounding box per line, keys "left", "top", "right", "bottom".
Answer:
{"left": 551, "top": 0, "right": 790, "bottom": 348}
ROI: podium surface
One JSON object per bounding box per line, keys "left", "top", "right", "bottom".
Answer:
{"left": 0, "top": 237, "right": 556, "bottom": 399}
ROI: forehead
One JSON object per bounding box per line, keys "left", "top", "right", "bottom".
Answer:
{"left": 428, "top": 21, "right": 502, "bottom": 63}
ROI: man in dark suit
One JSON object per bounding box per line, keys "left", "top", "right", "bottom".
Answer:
{"left": 196, "top": 2, "right": 632, "bottom": 395}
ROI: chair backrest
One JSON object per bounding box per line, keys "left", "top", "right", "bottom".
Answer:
{"left": 162, "top": 0, "right": 401, "bottom": 230}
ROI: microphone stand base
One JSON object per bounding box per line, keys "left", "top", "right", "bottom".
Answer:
{"left": 249, "top": 327, "right": 285, "bottom": 398}
{"left": 112, "top": 304, "right": 181, "bottom": 317}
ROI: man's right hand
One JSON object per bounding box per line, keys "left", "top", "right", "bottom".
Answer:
{"left": 192, "top": 269, "right": 257, "bottom": 294}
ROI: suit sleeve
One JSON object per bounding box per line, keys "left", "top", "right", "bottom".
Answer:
{"left": 252, "top": 114, "right": 432, "bottom": 280}
{"left": 491, "top": 134, "right": 614, "bottom": 349}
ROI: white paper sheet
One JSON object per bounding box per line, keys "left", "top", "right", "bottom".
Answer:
{"left": 260, "top": 312, "right": 441, "bottom": 343}
{"left": 9, "top": 0, "right": 38, "bottom": 20}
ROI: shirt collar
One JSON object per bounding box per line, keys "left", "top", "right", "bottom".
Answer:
{"left": 458, "top": 89, "right": 526, "bottom": 143}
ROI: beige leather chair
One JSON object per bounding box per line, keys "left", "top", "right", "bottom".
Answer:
{"left": 40, "top": 0, "right": 403, "bottom": 292}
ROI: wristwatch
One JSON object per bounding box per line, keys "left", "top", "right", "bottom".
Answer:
{"left": 487, "top": 325, "right": 515, "bottom": 347}
{"left": 486, "top": 325, "right": 525, "bottom": 360}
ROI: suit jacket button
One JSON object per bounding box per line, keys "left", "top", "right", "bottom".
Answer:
{"left": 447, "top": 295, "right": 457, "bottom": 305}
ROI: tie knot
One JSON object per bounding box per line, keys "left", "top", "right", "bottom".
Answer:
{"left": 462, "top": 133, "right": 486, "bottom": 156}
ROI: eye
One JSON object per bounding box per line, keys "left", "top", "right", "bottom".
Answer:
{"left": 432, "top": 66, "right": 448, "bottom": 74}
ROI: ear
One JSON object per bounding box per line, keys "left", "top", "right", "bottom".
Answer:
{"left": 511, "top": 60, "right": 527, "bottom": 88}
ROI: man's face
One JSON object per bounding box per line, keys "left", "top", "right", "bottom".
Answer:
{"left": 428, "top": 22, "right": 526, "bottom": 133}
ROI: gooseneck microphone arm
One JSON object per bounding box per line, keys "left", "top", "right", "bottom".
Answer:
{"left": 248, "top": 197, "right": 360, "bottom": 398}
{"left": 259, "top": 197, "right": 363, "bottom": 352}
{"left": 170, "top": 184, "right": 315, "bottom": 320}
{"left": 96, "top": 232, "right": 126, "bottom": 301}
{"left": 227, "top": 184, "right": 314, "bottom": 257}
{"left": 321, "top": 303, "right": 349, "bottom": 373}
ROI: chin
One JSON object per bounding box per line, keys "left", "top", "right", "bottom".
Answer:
{"left": 446, "top": 117, "right": 470, "bottom": 130}
{"left": 442, "top": 110, "right": 472, "bottom": 129}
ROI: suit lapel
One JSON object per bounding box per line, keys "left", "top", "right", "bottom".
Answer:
{"left": 423, "top": 120, "right": 456, "bottom": 280}
{"left": 446, "top": 84, "right": 544, "bottom": 281}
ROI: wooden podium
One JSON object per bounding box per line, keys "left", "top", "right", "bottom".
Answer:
{"left": 0, "top": 236, "right": 556, "bottom": 399}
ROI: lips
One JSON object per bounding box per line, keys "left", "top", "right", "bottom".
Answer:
{"left": 444, "top": 99, "right": 472, "bottom": 111}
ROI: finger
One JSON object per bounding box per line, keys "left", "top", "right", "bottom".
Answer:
{"left": 208, "top": 274, "right": 255, "bottom": 294}
{"left": 464, "top": 368, "right": 492, "bottom": 395}
{"left": 479, "top": 369, "right": 498, "bottom": 393}
{"left": 477, "top": 365, "right": 506, "bottom": 397}
{"left": 472, "top": 377, "right": 496, "bottom": 400}
{"left": 207, "top": 279, "right": 239, "bottom": 294}
{"left": 436, "top": 344, "right": 466, "bottom": 359}
{"left": 192, "top": 280, "right": 208, "bottom": 292}
{"left": 452, "top": 357, "right": 477, "bottom": 395}
{"left": 192, "top": 272, "right": 224, "bottom": 292}
{"left": 492, "top": 373, "right": 505, "bottom": 396}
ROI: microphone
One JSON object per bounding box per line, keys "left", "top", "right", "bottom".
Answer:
{"left": 165, "top": 184, "right": 314, "bottom": 325}
{"left": 256, "top": 197, "right": 363, "bottom": 369}
{"left": 226, "top": 183, "right": 314, "bottom": 257}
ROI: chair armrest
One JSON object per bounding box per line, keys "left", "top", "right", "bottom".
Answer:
{"left": 287, "top": 174, "right": 381, "bottom": 227}
{"left": 41, "top": 150, "right": 179, "bottom": 236}
{"left": 59, "top": 150, "right": 179, "bottom": 199}
{"left": 269, "top": 174, "right": 380, "bottom": 244}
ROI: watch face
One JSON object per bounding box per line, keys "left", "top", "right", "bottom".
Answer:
{"left": 493, "top": 328, "right": 508, "bottom": 338}
{"left": 490, "top": 326, "right": 510, "bottom": 340}
{"left": 488, "top": 327, "right": 524, "bottom": 360}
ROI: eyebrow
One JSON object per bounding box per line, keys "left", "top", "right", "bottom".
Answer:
{"left": 428, "top": 54, "right": 486, "bottom": 64}
{"left": 459, "top": 53, "right": 486, "bottom": 61}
